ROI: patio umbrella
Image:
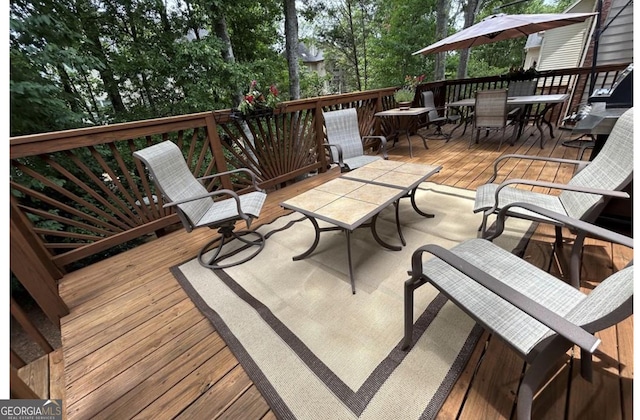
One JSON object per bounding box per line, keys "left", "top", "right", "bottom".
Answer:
{"left": 413, "top": 12, "right": 597, "bottom": 55}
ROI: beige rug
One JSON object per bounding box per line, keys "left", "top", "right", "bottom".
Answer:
{"left": 171, "top": 182, "right": 535, "bottom": 419}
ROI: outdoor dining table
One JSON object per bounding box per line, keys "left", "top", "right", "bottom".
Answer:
{"left": 447, "top": 93, "right": 569, "bottom": 148}
{"left": 374, "top": 107, "right": 432, "bottom": 157}
{"left": 280, "top": 160, "right": 441, "bottom": 294}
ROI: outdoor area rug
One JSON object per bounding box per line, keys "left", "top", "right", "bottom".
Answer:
{"left": 171, "top": 182, "right": 536, "bottom": 419}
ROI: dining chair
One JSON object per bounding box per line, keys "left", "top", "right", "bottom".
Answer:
{"left": 419, "top": 90, "right": 461, "bottom": 141}
{"left": 133, "top": 141, "right": 267, "bottom": 270}
{"left": 471, "top": 89, "right": 521, "bottom": 150}
{"left": 403, "top": 204, "right": 633, "bottom": 420}
{"left": 507, "top": 79, "right": 537, "bottom": 116}
{"left": 323, "top": 108, "right": 388, "bottom": 172}
{"left": 473, "top": 107, "right": 633, "bottom": 287}
{"left": 507, "top": 79, "right": 537, "bottom": 96}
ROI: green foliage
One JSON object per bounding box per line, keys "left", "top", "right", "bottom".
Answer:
{"left": 393, "top": 87, "right": 415, "bottom": 102}
{"left": 299, "top": 66, "right": 332, "bottom": 98}
{"left": 463, "top": 38, "right": 529, "bottom": 78}
{"left": 10, "top": 0, "right": 578, "bottom": 136}
{"left": 9, "top": 5, "right": 90, "bottom": 135}
{"left": 366, "top": 0, "right": 437, "bottom": 89}
{"left": 9, "top": 0, "right": 287, "bottom": 133}
{"left": 314, "top": 0, "right": 379, "bottom": 91}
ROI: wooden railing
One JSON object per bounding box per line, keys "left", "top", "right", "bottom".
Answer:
{"left": 418, "top": 63, "right": 630, "bottom": 125}
{"left": 9, "top": 63, "right": 629, "bottom": 396}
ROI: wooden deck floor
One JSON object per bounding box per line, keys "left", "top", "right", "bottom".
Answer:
{"left": 57, "top": 123, "right": 633, "bottom": 419}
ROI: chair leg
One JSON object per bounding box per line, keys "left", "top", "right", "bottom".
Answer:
{"left": 497, "top": 128, "right": 505, "bottom": 151}
{"left": 570, "top": 231, "right": 586, "bottom": 288}
{"left": 425, "top": 123, "right": 451, "bottom": 141}
{"left": 470, "top": 129, "right": 479, "bottom": 148}
{"left": 509, "top": 123, "right": 519, "bottom": 146}
{"left": 198, "top": 225, "right": 265, "bottom": 269}
{"left": 477, "top": 212, "right": 489, "bottom": 236}
{"left": 517, "top": 339, "right": 572, "bottom": 420}
{"left": 402, "top": 278, "right": 417, "bottom": 350}
{"left": 555, "top": 225, "right": 563, "bottom": 249}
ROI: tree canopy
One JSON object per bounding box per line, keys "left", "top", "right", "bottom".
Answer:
{"left": 10, "top": 0, "right": 568, "bottom": 136}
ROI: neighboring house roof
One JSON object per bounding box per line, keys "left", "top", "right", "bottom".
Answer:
{"left": 298, "top": 43, "right": 324, "bottom": 63}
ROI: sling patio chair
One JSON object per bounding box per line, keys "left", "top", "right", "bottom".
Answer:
{"left": 473, "top": 107, "right": 633, "bottom": 287}
{"left": 403, "top": 203, "right": 633, "bottom": 420}
{"left": 506, "top": 79, "right": 537, "bottom": 113}
{"left": 418, "top": 90, "right": 461, "bottom": 141}
{"left": 471, "top": 89, "right": 521, "bottom": 150}
{"left": 323, "top": 107, "right": 388, "bottom": 172}
{"left": 133, "top": 141, "right": 267, "bottom": 270}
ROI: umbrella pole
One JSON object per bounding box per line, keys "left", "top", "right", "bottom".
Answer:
{"left": 588, "top": 0, "right": 633, "bottom": 97}
{"left": 588, "top": 0, "right": 603, "bottom": 97}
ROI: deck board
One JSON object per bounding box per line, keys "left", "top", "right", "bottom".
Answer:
{"left": 57, "top": 125, "right": 633, "bottom": 419}
{"left": 91, "top": 334, "right": 227, "bottom": 420}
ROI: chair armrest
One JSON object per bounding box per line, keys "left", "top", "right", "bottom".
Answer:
{"left": 486, "top": 178, "right": 630, "bottom": 217}
{"left": 487, "top": 154, "right": 590, "bottom": 183}
{"left": 323, "top": 143, "right": 346, "bottom": 170}
{"left": 487, "top": 202, "right": 634, "bottom": 249}
{"left": 410, "top": 244, "right": 601, "bottom": 353}
{"left": 197, "top": 168, "right": 264, "bottom": 193}
{"left": 362, "top": 135, "right": 389, "bottom": 159}
{"left": 495, "top": 179, "right": 630, "bottom": 200}
{"left": 162, "top": 189, "right": 252, "bottom": 222}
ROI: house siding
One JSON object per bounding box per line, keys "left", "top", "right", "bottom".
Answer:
{"left": 537, "top": 23, "right": 592, "bottom": 71}
{"left": 595, "top": 0, "right": 634, "bottom": 65}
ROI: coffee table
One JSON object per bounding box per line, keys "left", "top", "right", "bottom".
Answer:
{"left": 341, "top": 160, "right": 442, "bottom": 245}
{"left": 280, "top": 161, "right": 442, "bottom": 294}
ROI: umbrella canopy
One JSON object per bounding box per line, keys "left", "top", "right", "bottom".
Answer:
{"left": 414, "top": 12, "right": 597, "bottom": 55}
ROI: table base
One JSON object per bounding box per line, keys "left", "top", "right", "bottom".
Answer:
{"left": 293, "top": 213, "right": 402, "bottom": 294}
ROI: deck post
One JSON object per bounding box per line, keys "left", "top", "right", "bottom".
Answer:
{"left": 206, "top": 112, "right": 232, "bottom": 190}
{"left": 315, "top": 102, "right": 327, "bottom": 173}
{"left": 10, "top": 199, "right": 69, "bottom": 326}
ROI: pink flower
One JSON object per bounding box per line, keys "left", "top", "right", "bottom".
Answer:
{"left": 269, "top": 84, "right": 278, "bottom": 96}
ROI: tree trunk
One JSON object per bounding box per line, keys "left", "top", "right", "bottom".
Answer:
{"left": 434, "top": 0, "right": 449, "bottom": 80}
{"left": 56, "top": 64, "right": 82, "bottom": 114}
{"left": 358, "top": 0, "right": 368, "bottom": 90}
{"left": 456, "top": 0, "right": 481, "bottom": 80}
{"left": 92, "top": 41, "right": 126, "bottom": 115}
{"left": 77, "top": 0, "right": 126, "bottom": 115}
{"left": 211, "top": 4, "right": 243, "bottom": 106}
{"left": 284, "top": 0, "right": 300, "bottom": 100}
{"left": 78, "top": 66, "right": 101, "bottom": 122}
{"left": 346, "top": 0, "right": 362, "bottom": 90}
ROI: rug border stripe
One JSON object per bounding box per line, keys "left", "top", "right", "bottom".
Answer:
{"left": 170, "top": 265, "right": 297, "bottom": 420}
